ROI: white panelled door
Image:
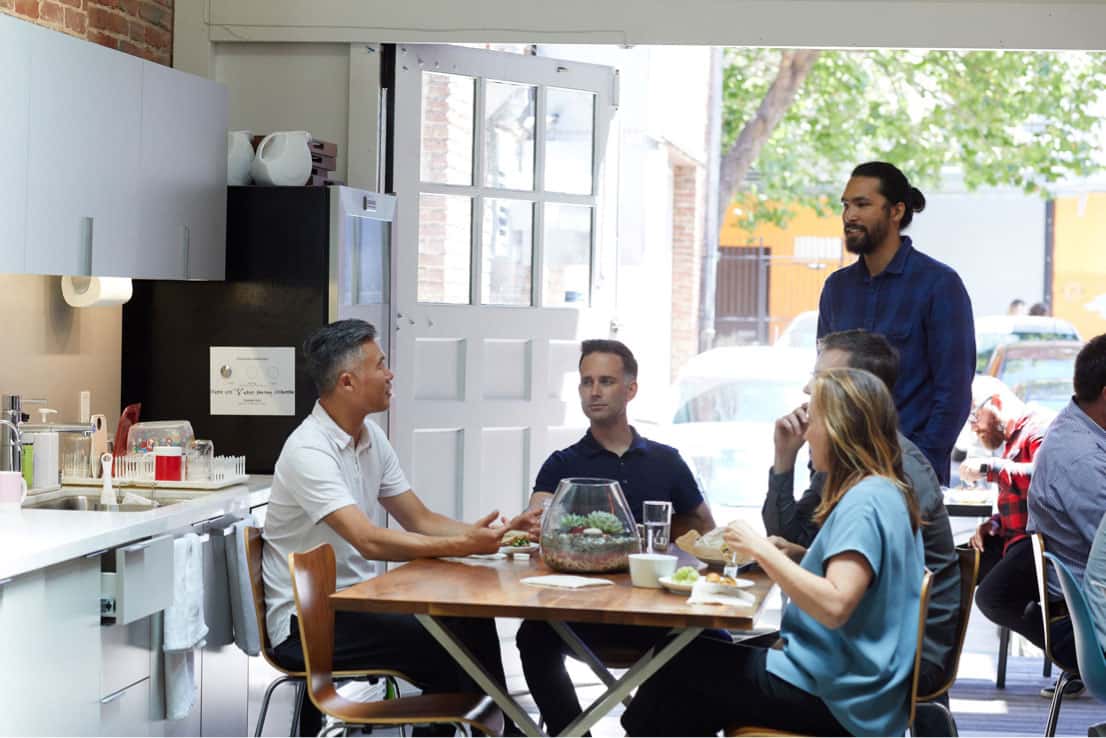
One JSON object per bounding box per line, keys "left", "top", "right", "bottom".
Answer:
{"left": 388, "top": 44, "right": 618, "bottom": 522}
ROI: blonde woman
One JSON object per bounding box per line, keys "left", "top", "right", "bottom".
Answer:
{"left": 621, "top": 368, "right": 925, "bottom": 736}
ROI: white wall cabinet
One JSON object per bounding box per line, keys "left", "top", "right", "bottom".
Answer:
{"left": 0, "top": 12, "right": 227, "bottom": 281}
{"left": 0, "top": 17, "right": 31, "bottom": 273}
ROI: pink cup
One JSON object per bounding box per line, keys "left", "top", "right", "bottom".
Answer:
{"left": 0, "top": 470, "right": 28, "bottom": 510}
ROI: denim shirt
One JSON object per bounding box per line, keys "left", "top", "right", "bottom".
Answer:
{"left": 817, "top": 237, "right": 975, "bottom": 483}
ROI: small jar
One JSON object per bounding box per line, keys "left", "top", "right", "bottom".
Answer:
{"left": 154, "top": 446, "right": 183, "bottom": 481}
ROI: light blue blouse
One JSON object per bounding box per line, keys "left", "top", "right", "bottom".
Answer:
{"left": 766, "top": 476, "right": 926, "bottom": 736}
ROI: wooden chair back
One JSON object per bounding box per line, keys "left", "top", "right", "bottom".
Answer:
{"left": 918, "top": 545, "right": 980, "bottom": 702}
{"left": 908, "top": 569, "right": 935, "bottom": 727}
{"left": 1031, "top": 533, "right": 1078, "bottom": 673}
{"left": 288, "top": 543, "right": 504, "bottom": 735}
{"left": 244, "top": 525, "right": 296, "bottom": 674}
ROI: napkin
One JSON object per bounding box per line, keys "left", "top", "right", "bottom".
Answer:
{"left": 687, "top": 579, "right": 755, "bottom": 608}
{"left": 521, "top": 575, "right": 614, "bottom": 589}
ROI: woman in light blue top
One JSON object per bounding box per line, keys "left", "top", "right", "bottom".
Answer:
{"left": 622, "top": 367, "right": 926, "bottom": 736}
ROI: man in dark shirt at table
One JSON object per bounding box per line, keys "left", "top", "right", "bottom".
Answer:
{"left": 762, "top": 329, "right": 960, "bottom": 699}
{"left": 817, "top": 161, "right": 975, "bottom": 484}
{"left": 516, "top": 339, "right": 716, "bottom": 736}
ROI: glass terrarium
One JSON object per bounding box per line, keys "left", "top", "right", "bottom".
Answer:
{"left": 540, "top": 477, "right": 642, "bottom": 573}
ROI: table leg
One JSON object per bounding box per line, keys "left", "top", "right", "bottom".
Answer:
{"left": 559, "top": 626, "right": 703, "bottom": 738}
{"left": 414, "top": 614, "right": 545, "bottom": 737}
{"left": 547, "top": 621, "right": 629, "bottom": 707}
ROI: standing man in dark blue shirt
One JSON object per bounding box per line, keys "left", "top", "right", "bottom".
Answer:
{"left": 818, "top": 161, "right": 975, "bottom": 484}
{"left": 516, "top": 339, "right": 716, "bottom": 735}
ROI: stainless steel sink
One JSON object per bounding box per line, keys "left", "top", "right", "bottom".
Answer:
{"left": 26, "top": 494, "right": 161, "bottom": 512}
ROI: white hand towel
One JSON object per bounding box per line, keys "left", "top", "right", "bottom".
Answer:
{"left": 224, "top": 517, "right": 261, "bottom": 656}
{"left": 163, "top": 533, "right": 208, "bottom": 651}
{"left": 163, "top": 648, "right": 198, "bottom": 721}
{"left": 520, "top": 575, "right": 614, "bottom": 589}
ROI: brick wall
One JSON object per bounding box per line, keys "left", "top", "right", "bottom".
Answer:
{"left": 670, "top": 162, "right": 705, "bottom": 380}
{"left": 0, "top": 0, "right": 173, "bottom": 66}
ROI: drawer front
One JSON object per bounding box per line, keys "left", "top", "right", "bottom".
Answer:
{"left": 101, "top": 617, "right": 152, "bottom": 698}
{"left": 103, "top": 534, "right": 174, "bottom": 625}
{"left": 99, "top": 677, "right": 150, "bottom": 737}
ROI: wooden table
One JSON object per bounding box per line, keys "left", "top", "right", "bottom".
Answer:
{"left": 332, "top": 552, "right": 775, "bottom": 736}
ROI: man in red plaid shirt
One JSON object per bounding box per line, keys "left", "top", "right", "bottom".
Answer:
{"left": 960, "top": 380, "right": 1058, "bottom": 666}
{"left": 961, "top": 383, "right": 1054, "bottom": 577}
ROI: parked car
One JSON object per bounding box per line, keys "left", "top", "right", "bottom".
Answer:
{"left": 974, "top": 315, "right": 1081, "bottom": 373}
{"left": 775, "top": 310, "right": 819, "bottom": 349}
{"left": 983, "top": 339, "right": 1081, "bottom": 402}
{"left": 653, "top": 346, "right": 815, "bottom": 509}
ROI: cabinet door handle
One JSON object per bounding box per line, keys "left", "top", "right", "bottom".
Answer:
{"left": 80, "top": 216, "right": 94, "bottom": 276}
{"left": 99, "top": 684, "right": 134, "bottom": 705}
{"left": 83, "top": 548, "right": 108, "bottom": 559}
{"left": 119, "top": 540, "right": 151, "bottom": 554}
{"left": 181, "top": 224, "right": 191, "bottom": 279}
{"left": 0, "top": 577, "right": 12, "bottom": 588}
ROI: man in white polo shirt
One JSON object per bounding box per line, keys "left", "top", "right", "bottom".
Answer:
{"left": 263, "top": 319, "right": 539, "bottom": 735}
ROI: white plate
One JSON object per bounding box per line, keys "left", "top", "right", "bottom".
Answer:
{"left": 658, "top": 576, "right": 697, "bottom": 594}
{"left": 500, "top": 543, "right": 539, "bottom": 555}
{"left": 703, "top": 578, "right": 755, "bottom": 596}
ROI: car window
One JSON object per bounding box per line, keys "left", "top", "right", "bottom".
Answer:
{"left": 999, "top": 355, "right": 1078, "bottom": 390}
{"left": 674, "top": 380, "right": 804, "bottom": 424}
{"left": 976, "top": 330, "right": 1081, "bottom": 373}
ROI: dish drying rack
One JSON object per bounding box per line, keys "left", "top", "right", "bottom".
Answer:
{"left": 63, "top": 454, "right": 248, "bottom": 489}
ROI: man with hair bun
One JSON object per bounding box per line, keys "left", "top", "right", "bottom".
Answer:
{"left": 817, "top": 161, "right": 975, "bottom": 484}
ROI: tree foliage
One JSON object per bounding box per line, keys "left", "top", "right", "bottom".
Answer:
{"left": 721, "top": 48, "right": 1106, "bottom": 236}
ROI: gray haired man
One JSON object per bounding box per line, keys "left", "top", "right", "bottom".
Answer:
{"left": 262, "top": 319, "right": 538, "bottom": 735}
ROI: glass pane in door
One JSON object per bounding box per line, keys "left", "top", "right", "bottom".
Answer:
{"left": 544, "top": 87, "right": 595, "bottom": 195}
{"left": 484, "top": 81, "right": 536, "bottom": 191}
{"left": 543, "top": 203, "right": 592, "bottom": 307}
{"left": 481, "top": 198, "right": 532, "bottom": 306}
{"left": 420, "top": 72, "right": 475, "bottom": 186}
{"left": 418, "top": 194, "right": 472, "bottom": 304}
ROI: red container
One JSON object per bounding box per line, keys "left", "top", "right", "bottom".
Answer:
{"left": 154, "top": 446, "right": 183, "bottom": 481}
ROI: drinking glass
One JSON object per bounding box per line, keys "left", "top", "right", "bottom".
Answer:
{"left": 642, "top": 500, "right": 673, "bottom": 553}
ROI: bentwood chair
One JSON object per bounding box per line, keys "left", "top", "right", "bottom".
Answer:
{"left": 726, "top": 570, "right": 933, "bottom": 737}
{"left": 1044, "top": 551, "right": 1106, "bottom": 736}
{"left": 288, "top": 543, "right": 504, "bottom": 736}
{"left": 913, "top": 545, "right": 981, "bottom": 736}
{"left": 244, "top": 527, "right": 408, "bottom": 736}
{"left": 1031, "top": 534, "right": 1084, "bottom": 737}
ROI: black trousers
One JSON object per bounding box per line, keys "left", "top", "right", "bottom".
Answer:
{"left": 620, "top": 635, "right": 848, "bottom": 736}
{"left": 273, "top": 611, "right": 510, "bottom": 736}
{"left": 975, "top": 536, "right": 1077, "bottom": 671}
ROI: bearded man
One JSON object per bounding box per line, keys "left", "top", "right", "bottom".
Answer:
{"left": 816, "top": 161, "right": 975, "bottom": 485}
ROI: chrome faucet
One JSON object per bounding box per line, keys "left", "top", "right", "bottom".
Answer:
{"left": 0, "top": 418, "right": 23, "bottom": 473}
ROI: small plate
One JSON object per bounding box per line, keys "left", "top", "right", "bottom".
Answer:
{"left": 703, "top": 578, "right": 755, "bottom": 596}
{"left": 657, "top": 576, "right": 697, "bottom": 594}
{"left": 500, "top": 543, "right": 539, "bottom": 555}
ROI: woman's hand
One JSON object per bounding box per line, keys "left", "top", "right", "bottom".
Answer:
{"left": 723, "top": 520, "right": 770, "bottom": 562}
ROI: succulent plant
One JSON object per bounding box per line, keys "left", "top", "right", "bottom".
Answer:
{"left": 585, "top": 510, "right": 623, "bottom": 534}
{"left": 560, "top": 513, "right": 588, "bottom": 531}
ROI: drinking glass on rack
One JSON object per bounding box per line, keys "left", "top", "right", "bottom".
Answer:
{"left": 723, "top": 548, "right": 740, "bottom": 580}
{"left": 642, "top": 500, "right": 673, "bottom": 553}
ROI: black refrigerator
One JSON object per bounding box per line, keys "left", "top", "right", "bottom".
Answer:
{"left": 121, "top": 186, "right": 394, "bottom": 473}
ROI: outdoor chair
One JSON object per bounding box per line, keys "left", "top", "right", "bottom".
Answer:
{"left": 1043, "top": 551, "right": 1106, "bottom": 737}
{"left": 288, "top": 542, "right": 504, "bottom": 736}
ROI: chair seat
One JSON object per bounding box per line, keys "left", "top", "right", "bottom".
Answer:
{"left": 314, "top": 688, "right": 503, "bottom": 734}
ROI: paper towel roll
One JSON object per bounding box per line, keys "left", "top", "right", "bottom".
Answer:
{"left": 28, "top": 432, "right": 59, "bottom": 489}
{"left": 61, "top": 276, "right": 133, "bottom": 308}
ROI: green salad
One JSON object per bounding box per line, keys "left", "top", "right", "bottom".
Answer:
{"left": 672, "top": 566, "right": 700, "bottom": 584}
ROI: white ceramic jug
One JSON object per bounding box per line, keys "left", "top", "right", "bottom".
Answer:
{"left": 226, "top": 130, "right": 254, "bottom": 185}
{"left": 250, "top": 131, "right": 312, "bottom": 186}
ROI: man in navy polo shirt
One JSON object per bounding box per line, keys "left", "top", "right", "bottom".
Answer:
{"left": 516, "top": 339, "right": 716, "bottom": 735}
{"left": 818, "top": 161, "right": 975, "bottom": 484}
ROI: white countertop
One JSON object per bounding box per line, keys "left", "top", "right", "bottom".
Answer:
{"left": 0, "top": 476, "right": 272, "bottom": 580}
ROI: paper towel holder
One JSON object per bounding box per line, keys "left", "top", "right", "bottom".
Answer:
{"left": 61, "top": 276, "right": 133, "bottom": 308}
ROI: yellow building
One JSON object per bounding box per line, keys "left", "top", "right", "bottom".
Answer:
{"left": 1053, "top": 194, "right": 1106, "bottom": 340}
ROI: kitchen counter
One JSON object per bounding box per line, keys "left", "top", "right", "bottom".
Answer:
{"left": 0, "top": 475, "right": 272, "bottom": 579}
